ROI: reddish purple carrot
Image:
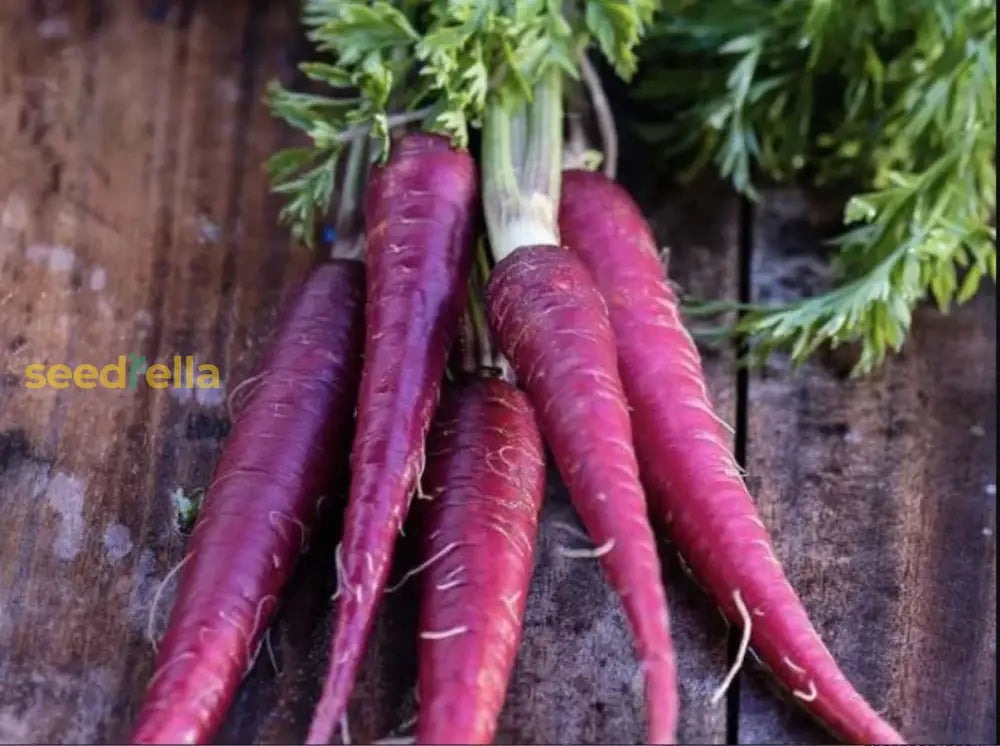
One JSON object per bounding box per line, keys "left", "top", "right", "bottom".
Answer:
{"left": 559, "top": 168, "right": 904, "bottom": 745}
{"left": 307, "top": 134, "right": 478, "bottom": 744}
{"left": 414, "top": 376, "right": 546, "bottom": 745}
{"left": 132, "top": 260, "right": 365, "bottom": 744}
{"left": 486, "top": 244, "right": 679, "bottom": 744}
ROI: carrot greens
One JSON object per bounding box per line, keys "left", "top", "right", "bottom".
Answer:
{"left": 265, "top": 0, "right": 658, "bottom": 244}
{"left": 635, "top": 0, "right": 997, "bottom": 373}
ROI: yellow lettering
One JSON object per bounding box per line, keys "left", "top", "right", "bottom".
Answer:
{"left": 24, "top": 364, "right": 47, "bottom": 389}
{"left": 48, "top": 364, "right": 72, "bottom": 389}
{"left": 196, "top": 364, "right": 220, "bottom": 390}
{"left": 146, "top": 364, "right": 171, "bottom": 389}
{"left": 185, "top": 356, "right": 194, "bottom": 388}
{"left": 100, "top": 356, "right": 127, "bottom": 389}
{"left": 74, "top": 364, "right": 98, "bottom": 389}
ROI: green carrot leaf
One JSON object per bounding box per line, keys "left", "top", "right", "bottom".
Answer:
{"left": 638, "top": 0, "right": 996, "bottom": 373}
{"left": 266, "top": 0, "right": 662, "bottom": 242}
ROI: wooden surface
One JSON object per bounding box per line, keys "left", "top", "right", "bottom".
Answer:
{"left": 0, "top": 3, "right": 995, "bottom": 745}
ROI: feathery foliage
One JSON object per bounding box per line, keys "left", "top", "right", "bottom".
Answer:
{"left": 637, "top": 0, "right": 996, "bottom": 373}
{"left": 267, "top": 0, "right": 659, "bottom": 245}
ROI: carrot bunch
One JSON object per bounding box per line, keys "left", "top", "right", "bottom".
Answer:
{"left": 130, "top": 3, "right": 906, "bottom": 745}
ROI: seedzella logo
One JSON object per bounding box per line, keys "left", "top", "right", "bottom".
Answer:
{"left": 24, "top": 355, "right": 220, "bottom": 390}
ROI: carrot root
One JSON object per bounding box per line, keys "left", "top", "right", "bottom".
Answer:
{"left": 486, "top": 244, "right": 679, "bottom": 744}
{"left": 131, "top": 260, "right": 365, "bottom": 745}
{"left": 414, "top": 377, "right": 546, "bottom": 746}
{"left": 307, "top": 134, "right": 478, "bottom": 745}
{"left": 559, "top": 169, "right": 905, "bottom": 745}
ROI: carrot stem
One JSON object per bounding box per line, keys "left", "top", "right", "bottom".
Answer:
{"left": 482, "top": 69, "right": 563, "bottom": 261}
{"left": 459, "top": 307, "right": 478, "bottom": 376}
{"left": 330, "top": 138, "right": 367, "bottom": 261}
{"left": 577, "top": 52, "right": 617, "bottom": 180}
{"left": 522, "top": 68, "right": 563, "bottom": 207}
{"left": 463, "top": 241, "right": 501, "bottom": 375}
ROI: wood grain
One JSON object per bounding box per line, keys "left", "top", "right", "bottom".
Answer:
{"left": 0, "top": 2, "right": 310, "bottom": 742}
{"left": 736, "top": 190, "right": 997, "bottom": 745}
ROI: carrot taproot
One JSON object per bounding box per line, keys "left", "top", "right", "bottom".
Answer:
{"left": 485, "top": 244, "right": 679, "bottom": 744}
{"left": 558, "top": 168, "right": 904, "bottom": 745}
{"left": 307, "top": 133, "right": 478, "bottom": 744}
{"left": 413, "top": 375, "right": 545, "bottom": 745}
{"left": 132, "top": 259, "right": 365, "bottom": 745}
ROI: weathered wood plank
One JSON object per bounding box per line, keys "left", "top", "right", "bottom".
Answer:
{"left": 736, "top": 189, "right": 997, "bottom": 744}
{"left": 0, "top": 2, "right": 310, "bottom": 742}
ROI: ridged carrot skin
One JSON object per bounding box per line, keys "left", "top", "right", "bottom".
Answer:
{"left": 559, "top": 169, "right": 904, "bottom": 745}
{"left": 307, "top": 134, "right": 478, "bottom": 744}
{"left": 415, "top": 377, "right": 546, "bottom": 745}
{"left": 131, "top": 260, "right": 366, "bottom": 745}
{"left": 486, "top": 245, "right": 679, "bottom": 744}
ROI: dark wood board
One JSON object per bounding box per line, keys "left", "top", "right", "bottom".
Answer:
{"left": 0, "top": 3, "right": 995, "bottom": 745}
{"left": 736, "top": 191, "right": 997, "bottom": 745}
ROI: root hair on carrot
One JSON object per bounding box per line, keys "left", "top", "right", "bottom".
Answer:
{"left": 331, "top": 542, "right": 345, "bottom": 601}
{"left": 268, "top": 510, "right": 310, "bottom": 553}
{"left": 485, "top": 519, "right": 522, "bottom": 554}
{"left": 749, "top": 539, "right": 782, "bottom": 567}
{"left": 783, "top": 656, "right": 806, "bottom": 675}
{"left": 265, "top": 627, "right": 279, "bottom": 675}
{"left": 385, "top": 541, "right": 462, "bottom": 593}
{"left": 556, "top": 537, "right": 615, "bottom": 559}
{"left": 396, "top": 712, "right": 418, "bottom": 732}
{"left": 691, "top": 430, "right": 733, "bottom": 451}
{"left": 419, "top": 625, "right": 469, "bottom": 640}
{"left": 247, "top": 634, "right": 266, "bottom": 676}
{"left": 675, "top": 551, "right": 708, "bottom": 593}
{"left": 793, "top": 681, "right": 818, "bottom": 702}
{"left": 681, "top": 397, "right": 735, "bottom": 435}
{"left": 501, "top": 590, "right": 522, "bottom": 622}
{"left": 413, "top": 447, "right": 430, "bottom": 505}
{"left": 676, "top": 551, "right": 696, "bottom": 580}
{"left": 710, "top": 589, "right": 751, "bottom": 705}
{"left": 434, "top": 564, "right": 466, "bottom": 591}
{"left": 332, "top": 541, "right": 360, "bottom": 603}
{"left": 226, "top": 371, "right": 267, "bottom": 418}
{"left": 248, "top": 595, "right": 278, "bottom": 659}
{"left": 146, "top": 553, "right": 193, "bottom": 651}
{"left": 145, "top": 650, "right": 197, "bottom": 691}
